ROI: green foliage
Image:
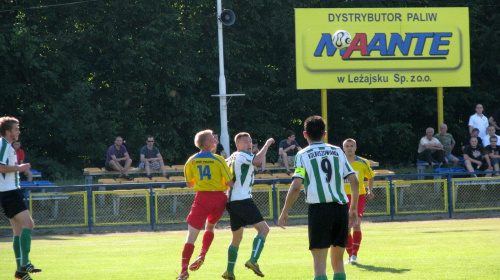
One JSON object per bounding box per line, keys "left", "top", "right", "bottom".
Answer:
{"left": 0, "top": 1, "right": 499, "bottom": 178}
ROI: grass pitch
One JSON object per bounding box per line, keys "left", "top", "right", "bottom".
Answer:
{"left": 1, "top": 218, "right": 499, "bottom": 280}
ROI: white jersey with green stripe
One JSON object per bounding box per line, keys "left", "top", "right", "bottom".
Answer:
{"left": 226, "top": 150, "right": 255, "bottom": 202}
{"left": 0, "top": 137, "right": 20, "bottom": 192}
{"left": 293, "top": 142, "right": 354, "bottom": 204}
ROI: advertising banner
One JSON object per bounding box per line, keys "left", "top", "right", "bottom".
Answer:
{"left": 295, "top": 8, "right": 470, "bottom": 89}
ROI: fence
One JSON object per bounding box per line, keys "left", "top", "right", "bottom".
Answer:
{"left": 1, "top": 172, "right": 499, "bottom": 232}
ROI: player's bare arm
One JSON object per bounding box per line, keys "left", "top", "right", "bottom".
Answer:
{"left": 253, "top": 138, "right": 275, "bottom": 165}
{"left": 347, "top": 173, "right": 360, "bottom": 228}
{"left": 0, "top": 163, "right": 31, "bottom": 173}
{"left": 278, "top": 177, "right": 303, "bottom": 229}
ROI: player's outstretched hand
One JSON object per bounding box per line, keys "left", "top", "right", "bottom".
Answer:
{"left": 265, "top": 138, "right": 275, "bottom": 147}
{"left": 278, "top": 212, "right": 288, "bottom": 229}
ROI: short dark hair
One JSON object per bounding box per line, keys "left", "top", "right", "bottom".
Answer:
{"left": 0, "top": 116, "right": 19, "bottom": 137}
{"left": 472, "top": 128, "right": 479, "bottom": 133}
{"left": 285, "top": 130, "right": 295, "bottom": 138}
{"left": 490, "top": 135, "right": 498, "bottom": 141}
{"left": 304, "top": 115, "right": 325, "bottom": 142}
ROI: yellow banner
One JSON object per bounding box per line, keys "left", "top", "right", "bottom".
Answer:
{"left": 296, "top": 8, "right": 470, "bottom": 89}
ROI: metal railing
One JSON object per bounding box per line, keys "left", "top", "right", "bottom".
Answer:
{"left": 1, "top": 171, "right": 499, "bottom": 232}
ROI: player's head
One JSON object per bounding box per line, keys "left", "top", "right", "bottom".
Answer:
{"left": 195, "top": 129, "right": 215, "bottom": 151}
{"left": 0, "top": 116, "right": 20, "bottom": 141}
{"left": 303, "top": 115, "right": 326, "bottom": 142}
{"left": 343, "top": 138, "right": 357, "bottom": 156}
{"left": 234, "top": 132, "right": 252, "bottom": 151}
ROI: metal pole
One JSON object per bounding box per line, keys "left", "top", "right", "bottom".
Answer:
{"left": 321, "top": 89, "right": 328, "bottom": 143}
{"left": 217, "top": 0, "right": 230, "bottom": 155}
{"left": 437, "top": 87, "right": 444, "bottom": 129}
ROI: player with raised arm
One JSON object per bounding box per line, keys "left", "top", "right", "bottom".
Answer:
{"left": 342, "top": 138, "right": 375, "bottom": 265}
{"left": 0, "top": 117, "right": 42, "bottom": 280}
{"left": 222, "top": 133, "right": 274, "bottom": 280}
{"left": 177, "top": 129, "right": 234, "bottom": 280}
{"left": 279, "top": 115, "right": 359, "bottom": 280}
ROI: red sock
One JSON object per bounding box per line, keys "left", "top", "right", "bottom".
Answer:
{"left": 352, "top": 231, "right": 362, "bottom": 256}
{"left": 346, "top": 234, "right": 352, "bottom": 257}
{"left": 181, "top": 243, "right": 195, "bottom": 273}
{"left": 200, "top": 231, "right": 214, "bottom": 256}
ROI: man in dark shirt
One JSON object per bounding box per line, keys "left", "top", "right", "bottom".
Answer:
{"left": 463, "top": 136, "right": 492, "bottom": 177}
{"left": 139, "top": 136, "right": 168, "bottom": 179}
{"left": 462, "top": 128, "right": 483, "bottom": 151}
{"left": 278, "top": 130, "right": 302, "bottom": 175}
{"left": 489, "top": 109, "right": 500, "bottom": 131}
{"left": 484, "top": 135, "right": 500, "bottom": 176}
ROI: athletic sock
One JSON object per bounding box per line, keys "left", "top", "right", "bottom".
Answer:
{"left": 181, "top": 243, "right": 195, "bottom": 273}
{"left": 200, "top": 231, "right": 214, "bottom": 256}
{"left": 314, "top": 275, "right": 328, "bottom": 280}
{"left": 227, "top": 245, "right": 239, "bottom": 275}
{"left": 333, "top": 273, "right": 346, "bottom": 280}
{"left": 352, "top": 231, "right": 362, "bottom": 256}
{"left": 250, "top": 235, "right": 266, "bottom": 263}
{"left": 20, "top": 228, "right": 32, "bottom": 266}
{"left": 13, "top": 236, "right": 21, "bottom": 270}
{"left": 346, "top": 234, "right": 353, "bottom": 257}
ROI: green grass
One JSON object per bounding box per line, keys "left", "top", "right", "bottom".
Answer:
{"left": 1, "top": 218, "right": 499, "bottom": 280}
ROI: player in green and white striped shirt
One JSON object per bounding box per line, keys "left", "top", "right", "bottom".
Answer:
{"left": 279, "top": 116, "right": 359, "bottom": 280}
{"left": 222, "top": 133, "right": 274, "bottom": 280}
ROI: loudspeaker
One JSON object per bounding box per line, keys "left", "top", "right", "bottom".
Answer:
{"left": 219, "top": 9, "right": 235, "bottom": 26}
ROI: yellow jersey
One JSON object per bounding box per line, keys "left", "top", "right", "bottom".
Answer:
{"left": 344, "top": 156, "right": 375, "bottom": 195}
{"left": 184, "top": 152, "right": 233, "bottom": 192}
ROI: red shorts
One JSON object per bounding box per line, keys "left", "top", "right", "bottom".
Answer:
{"left": 187, "top": 191, "right": 227, "bottom": 230}
{"left": 347, "top": 194, "right": 367, "bottom": 218}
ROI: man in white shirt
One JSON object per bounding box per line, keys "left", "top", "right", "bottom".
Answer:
{"left": 468, "top": 104, "right": 489, "bottom": 140}
{"left": 418, "top": 127, "right": 446, "bottom": 169}
{"left": 482, "top": 125, "right": 500, "bottom": 147}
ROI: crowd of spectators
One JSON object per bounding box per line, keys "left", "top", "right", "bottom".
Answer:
{"left": 418, "top": 104, "right": 500, "bottom": 176}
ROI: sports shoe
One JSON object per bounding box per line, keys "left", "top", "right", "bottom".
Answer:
{"left": 344, "top": 256, "right": 351, "bottom": 265}
{"left": 350, "top": 255, "right": 358, "bottom": 264}
{"left": 147, "top": 173, "right": 153, "bottom": 180}
{"left": 189, "top": 255, "right": 205, "bottom": 271}
{"left": 176, "top": 270, "right": 189, "bottom": 280}
{"left": 19, "top": 262, "right": 42, "bottom": 274}
{"left": 15, "top": 271, "right": 33, "bottom": 280}
{"left": 245, "top": 260, "right": 264, "bottom": 277}
{"left": 221, "top": 270, "right": 236, "bottom": 280}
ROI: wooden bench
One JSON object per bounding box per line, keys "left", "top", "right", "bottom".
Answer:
{"left": 84, "top": 166, "right": 180, "bottom": 184}
{"left": 417, "top": 157, "right": 465, "bottom": 174}
{"left": 29, "top": 192, "right": 70, "bottom": 219}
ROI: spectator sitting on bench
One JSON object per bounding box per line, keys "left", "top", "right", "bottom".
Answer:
{"left": 482, "top": 125, "right": 500, "bottom": 147}
{"left": 484, "top": 135, "right": 500, "bottom": 177}
{"left": 138, "top": 136, "right": 168, "bottom": 179}
{"left": 12, "top": 140, "right": 33, "bottom": 182}
{"left": 105, "top": 136, "right": 133, "bottom": 180}
{"left": 252, "top": 139, "right": 267, "bottom": 174}
{"left": 434, "top": 123, "right": 459, "bottom": 167}
{"left": 278, "top": 130, "right": 302, "bottom": 175}
{"left": 463, "top": 136, "right": 492, "bottom": 177}
{"left": 462, "top": 128, "right": 483, "bottom": 151}
{"left": 417, "top": 127, "right": 446, "bottom": 171}
{"left": 489, "top": 108, "right": 500, "bottom": 131}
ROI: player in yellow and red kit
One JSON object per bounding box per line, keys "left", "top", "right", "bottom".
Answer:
{"left": 342, "top": 138, "right": 375, "bottom": 265}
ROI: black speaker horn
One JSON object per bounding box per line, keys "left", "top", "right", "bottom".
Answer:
{"left": 219, "top": 9, "right": 235, "bottom": 26}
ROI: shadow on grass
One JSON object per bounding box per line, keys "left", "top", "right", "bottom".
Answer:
{"left": 353, "top": 263, "right": 411, "bottom": 274}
